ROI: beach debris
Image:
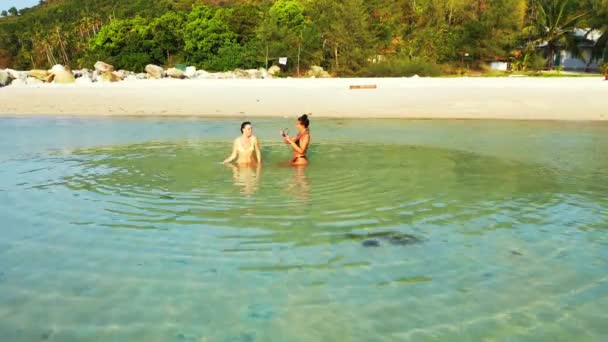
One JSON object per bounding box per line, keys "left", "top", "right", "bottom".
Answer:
{"left": 145, "top": 64, "right": 165, "bottom": 79}
{"left": 52, "top": 70, "right": 76, "bottom": 84}
{"left": 136, "top": 73, "right": 148, "bottom": 80}
{"left": 166, "top": 67, "right": 186, "bottom": 79}
{"left": 306, "top": 65, "right": 331, "bottom": 78}
{"left": 0, "top": 70, "right": 12, "bottom": 87}
{"left": 94, "top": 61, "right": 114, "bottom": 73}
{"left": 349, "top": 84, "right": 377, "bottom": 89}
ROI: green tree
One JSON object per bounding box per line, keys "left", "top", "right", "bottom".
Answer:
{"left": 527, "top": 0, "right": 588, "bottom": 70}
{"left": 88, "top": 17, "right": 157, "bottom": 71}
{"left": 258, "top": 0, "right": 306, "bottom": 71}
{"left": 450, "top": 0, "right": 527, "bottom": 64}
{"left": 307, "top": 0, "right": 375, "bottom": 74}
{"left": 228, "top": 3, "right": 263, "bottom": 44}
{"left": 8, "top": 7, "right": 18, "bottom": 16}
{"left": 0, "top": 0, "right": 603, "bottom": 74}
{"left": 183, "top": 6, "right": 239, "bottom": 70}
{"left": 1, "top": 10, "right": 8, "bottom": 17}
{"left": 588, "top": 0, "right": 608, "bottom": 62}
{"left": 149, "top": 12, "right": 187, "bottom": 64}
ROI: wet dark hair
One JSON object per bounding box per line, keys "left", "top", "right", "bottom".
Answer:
{"left": 298, "top": 114, "right": 310, "bottom": 128}
{"left": 240, "top": 121, "right": 251, "bottom": 133}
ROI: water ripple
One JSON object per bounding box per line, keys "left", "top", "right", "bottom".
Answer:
{"left": 3, "top": 119, "right": 608, "bottom": 340}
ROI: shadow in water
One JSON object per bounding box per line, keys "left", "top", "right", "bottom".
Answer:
{"left": 225, "top": 163, "right": 261, "bottom": 196}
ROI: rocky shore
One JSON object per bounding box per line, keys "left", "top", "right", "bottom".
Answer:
{"left": 0, "top": 61, "right": 331, "bottom": 88}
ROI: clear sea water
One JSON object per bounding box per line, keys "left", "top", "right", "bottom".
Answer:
{"left": 1, "top": 116, "right": 607, "bottom": 341}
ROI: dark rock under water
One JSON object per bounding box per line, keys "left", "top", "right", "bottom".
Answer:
{"left": 347, "top": 231, "right": 422, "bottom": 248}
{"left": 362, "top": 239, "right": 381, "bottom": 247}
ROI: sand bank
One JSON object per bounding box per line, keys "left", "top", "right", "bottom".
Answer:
{"left": 0, "top": 77, "right": 606, "bottom": 120}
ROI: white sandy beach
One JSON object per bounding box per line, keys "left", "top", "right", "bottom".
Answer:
{"left": 0, "top": 77, "right": 606, "bottom": 120}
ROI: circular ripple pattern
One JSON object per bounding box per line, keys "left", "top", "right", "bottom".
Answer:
{"left": 29, "top": 141, "right": 608, "bottom": 244}
{"left": 4, "top": 137, "right": 608, "bottom": 341}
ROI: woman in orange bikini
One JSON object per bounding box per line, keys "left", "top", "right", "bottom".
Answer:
{"left": 281, "top": 114, "right": 310, "bottom": 166}
{"left": 223, "top": 121, "right": 262, "bottom": 164}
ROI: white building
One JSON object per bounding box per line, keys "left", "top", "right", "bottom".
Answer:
{"left": 554, "top": 29, "right": 604, "bottom": 72}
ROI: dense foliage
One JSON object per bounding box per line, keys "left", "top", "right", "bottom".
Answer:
{"left": 0, "top": 0, "right": 606, "bottom": 74}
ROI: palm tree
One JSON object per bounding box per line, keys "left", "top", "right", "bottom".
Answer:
{"left": 589, "top": 2, "right": 608, "bottom": 66}
{"left": 530, "top": 0, "right": 588, "bottom": 70}
{"left": 592, "top": 31, "right": 607, "bottom": 66}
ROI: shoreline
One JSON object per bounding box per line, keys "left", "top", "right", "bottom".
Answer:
{"left": 1, "top": 77, "right": 607, "bottom": 121}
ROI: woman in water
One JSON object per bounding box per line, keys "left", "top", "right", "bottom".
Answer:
{"left": 223, "top": 121, "right": 262, "bottom": 164}
{"left": 281, "top": 114, "right": 311, "bottom": 165}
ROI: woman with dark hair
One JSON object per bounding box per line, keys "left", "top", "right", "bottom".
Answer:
{"left": 281, "top": 114, "right": 311, "bottom": 166}
{"left": 223, "top": 121, "right": 262, "bottom": 164}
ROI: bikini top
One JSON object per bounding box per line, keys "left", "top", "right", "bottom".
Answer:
{"left": 295, "top": 131, "right": 309, "bottom": 148}
{"left": 238, "top": 137, "right": 256, "bottom": 152}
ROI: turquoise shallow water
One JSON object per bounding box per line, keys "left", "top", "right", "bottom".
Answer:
{"left": 1, "top": 117, "right": 608, "bottom": 341}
